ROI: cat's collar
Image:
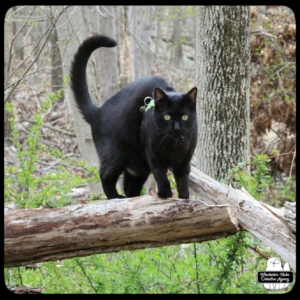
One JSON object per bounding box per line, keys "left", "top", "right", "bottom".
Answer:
{"left": 140, "top": 96, "right": 155, "bottom": 113}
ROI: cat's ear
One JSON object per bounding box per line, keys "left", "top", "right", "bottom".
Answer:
{"left": 154, "top": 88, "right": 167, "bottom": 101}
{"left": 186, "top": 87, "right": 197, "bottom": 104}
{"left": 154, "top": 88, "right": 168, "bottom": 110}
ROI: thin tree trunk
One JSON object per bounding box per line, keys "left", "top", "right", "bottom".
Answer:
{"left": 11, "top": 6, "right": 25, "bottom": 60}
{"left": 50, "top": 26, "right": 63, "bottom": 95}
{"left": 93, "top": 6, "right": 120, "bottom": 103}
{"left": 115, "top": 6, "right": 131, "bottom": 87}
{"left": 4, "top": 8, "right": 14, "bottom": 141}
{"left": 195, "top": 6, "right": 251, "bottom": 181}
{"left": 171, "top": 18, "right": 183, "bottom": 68}
{"left": 129, "top": 6, "right": 155, "bottom": 81}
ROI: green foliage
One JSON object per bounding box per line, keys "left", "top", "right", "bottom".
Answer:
{"left": 223, "top": 153, "right": 272, "bottom": 200}
{"left": 4, "top": 88, "right": 99, "bottom": 209}
{"left": 7, "top": 241, "right": 294, "bottom": 294}
{"left": 167, "top": 172, "right": 177, "bottom": 190}
{"left": 222, "top": 153, "right": 295, "bottom": 205}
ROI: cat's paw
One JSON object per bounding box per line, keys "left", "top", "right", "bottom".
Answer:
{"left": 157, "top": 189, "right": 173, "bottom": 199}
{"left": 178, "top": 192, "right": 189, "bottom": 199}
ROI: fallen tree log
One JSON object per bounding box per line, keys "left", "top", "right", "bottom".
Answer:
{"left": 189, "top": 166, "right": 296, "bottom": 270}
{"left": 4, "top": 197, "right": 238, "bottom": 268}
{"left": 5, "top": 166, "right": 296, "bottom": 270}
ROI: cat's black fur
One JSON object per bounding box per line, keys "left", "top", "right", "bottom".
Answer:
{"left": 70, "top": 34, "right": 198, "bottom": 199}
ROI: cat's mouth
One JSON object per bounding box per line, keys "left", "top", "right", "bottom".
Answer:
{"left": 170, "top": 134, "right": 184, "bottom": 141}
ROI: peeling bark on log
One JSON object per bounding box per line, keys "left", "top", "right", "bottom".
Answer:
{"left": 4, "top": 197, "right": 238, "bottom": 268}
{"left": 283, "top": 202, "right": 296, "bottom": 233}
{"left": 189, "top": 166, "right": 296, "bottom": 271}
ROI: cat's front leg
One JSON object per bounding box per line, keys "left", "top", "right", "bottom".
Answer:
{"left": 173, "top": 164, "right": 190, "bottom": 199}
{"left": 151, "top": 167, "right": 173, "bottom": 199}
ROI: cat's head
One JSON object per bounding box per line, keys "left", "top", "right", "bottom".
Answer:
{"left": 151, "top": 87, "right": 197, "bottom": 140}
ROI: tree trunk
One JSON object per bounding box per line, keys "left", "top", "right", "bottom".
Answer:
{"left": 91, "top": 6, "right": 120, "bottom": 103}
{"left": 195, "top": 6, "right": 251, "bottom": 181}
{"left": 129, "top": 6, "right": 155, "bottom": 81}
{"left": 4, "top": 8, "right": 14, "bottom": 141}
{"left": 115, "top": 6, "right": 131, "bottom": 87}
{"left": 170, "top": 10, "right": 183, "bottom": 69}
{"left": 5, "top": 196, "right": 238, "bottom": 268}
{"left": 50, "top": 26, "right": 64, "bottom": 95}
{"left": 4, "top": 167, "right": 295, "bottom": 270}
{"left": 56, "top": 6, "right": 103, "bottom": 194}
{"left": 11, "top": 6, "right": 25, "bottom": 61}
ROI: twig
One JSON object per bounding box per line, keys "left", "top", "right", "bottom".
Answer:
{"left": 251, "top": 31, "right": 276, "bottom": 39}
{"left": 270, "top": 128, "right": 284, "bottom": 142}
{"left": 5, "top": 6, "right": 36, "bottom": 87}
{"left": 17, "top": 267, "right": 23, "bottom": 286}
{"left": 54, "top": 6, "right": 76, "bottom": 31}
{"left": 38, "top": 159, "right": 62, "bottom": 172}
{"left": 19, "top": 120, "right": 76, "bottom": 137}
{"left": 193, "top": 243, "right": 201, "bottom": 294}
{"left": 96, "top": 6, "right": 107, "bottom": 17}
{"left": 75, "top": 259, "right": 97, "bottom": 293}
{"left": 248, "top": 246, "right": 269, "bottom": 260}
{"left": 43, "top": 123, "right": 76, "bottom": 137}
{"left": 5, "top": 6, "right": 69, "bottom": 103}
{"left": 289, "top": 146, "right": 296, "bottom": 179}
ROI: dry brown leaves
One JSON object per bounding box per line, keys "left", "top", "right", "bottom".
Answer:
{"left": 250, "top": 6, "right": 295, "bottom": 177}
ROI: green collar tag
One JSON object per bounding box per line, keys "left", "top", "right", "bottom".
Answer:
{"left": 145, "top": 99, "right": 155, "bottom": 112}
{"left": 140, "top": 97, "right": 155, "bottom": 113}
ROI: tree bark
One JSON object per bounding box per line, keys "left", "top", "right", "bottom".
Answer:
{"left": 50, "top": 26, "right": 64, "bottom": 95}
{"left": 115, "top": 6, "right": 131, "bottom": 87}
{"left": 11, "top": 6, "right": 25, "bottom": 61}
{"left": 170, "top": 18, "right": 183, "bottom": 68}
{"left": 195, "top": 6, "right": 251, "bottom": 181}
{"left": 90, "top": 6, "right": 120, "bottom": 103}
{"left": 128, "top": 6, "right": 155, "bottom": 81}
{"left": 5, "top": 196, "right": 238, "bottom": 268}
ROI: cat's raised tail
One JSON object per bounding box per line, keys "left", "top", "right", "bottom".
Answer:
{"left": 70, "top": 35, "right": 117, "bottom": 124}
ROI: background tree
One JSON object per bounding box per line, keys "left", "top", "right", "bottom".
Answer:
{"left": 195, "top": 6, "right": 251, "bottom": 181}
{"left": 91, "top": 6, "right": 120, "bottom": 101}
{"left": 128, "top": 6, "right": 155, "bottom": 81}
{"left": 50, "top": 26, "right": 63, "bottom": 96}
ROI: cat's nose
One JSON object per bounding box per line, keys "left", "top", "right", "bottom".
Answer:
{"left": 174, "top": 122, "right": 180, "bottom": 131}
{"left": 172, "top": 122, "right": 181, "bottom": 137}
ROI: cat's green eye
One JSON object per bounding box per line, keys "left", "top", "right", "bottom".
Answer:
{"left": 182, "top": 115, "right": 188, "bottom": 121}
{"left": 164, "top": 115, "right": 171, "bottom": 121}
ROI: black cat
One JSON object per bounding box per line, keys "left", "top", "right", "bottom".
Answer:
{"left": 70, "top": 34, "right": 198, "bottom": 199}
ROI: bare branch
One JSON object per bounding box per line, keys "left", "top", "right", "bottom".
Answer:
{"left": 5, "top": 6, "right": 70, "bottom": 103}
